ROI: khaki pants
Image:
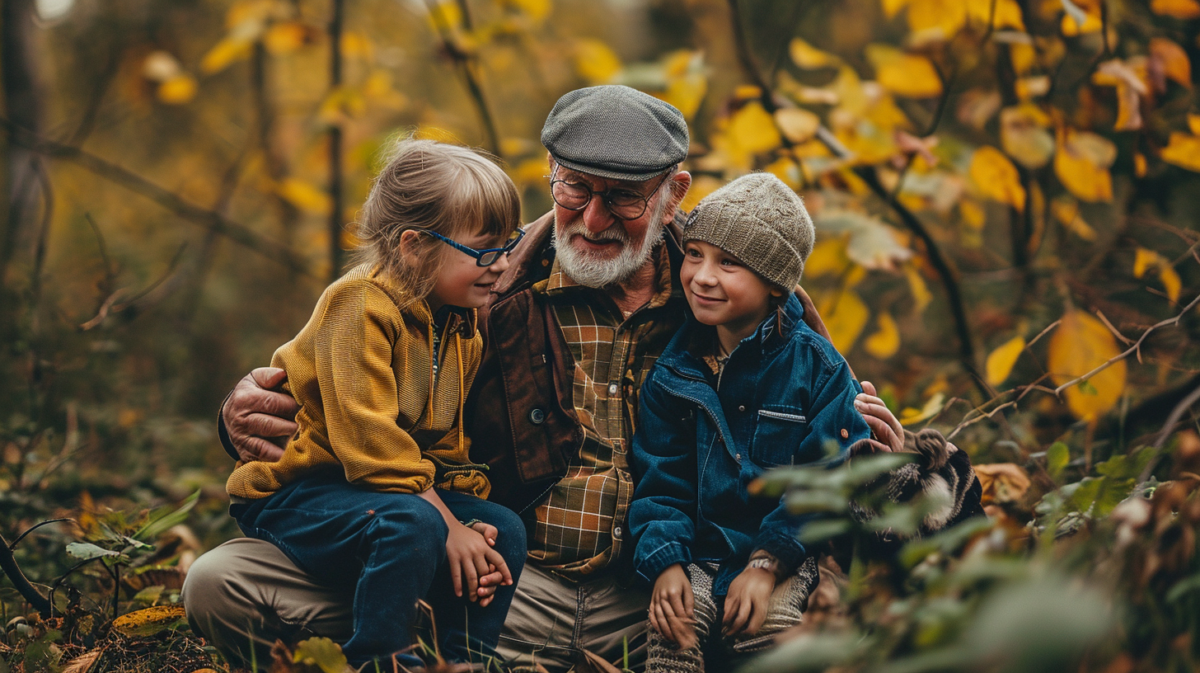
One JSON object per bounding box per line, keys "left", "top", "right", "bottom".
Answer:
{"left": 182, "top": 538, "right": 650, "bottom": 672}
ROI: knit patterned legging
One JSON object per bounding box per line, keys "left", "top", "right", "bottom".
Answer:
{"left": 646, "top": 558, "right": 818, "bottom": 673}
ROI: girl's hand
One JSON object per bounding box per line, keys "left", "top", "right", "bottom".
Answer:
{"left": 854, "top": 381, "right": 904, "bottom": 454}
{"left": 650, "top": 564, "right": 696, "bottom": 649}
{"left": 445, "top": 522, "right": 512, "bottom": 603}
{"left": 722, "top": 567, "right": 775, "bottom": 638}
{"left": 469, "top": 522, "right": 506, "bottom": 607}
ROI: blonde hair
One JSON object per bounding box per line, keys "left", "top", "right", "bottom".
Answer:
{"left": 355, "top": 137, "right": 521, "bottom": 304}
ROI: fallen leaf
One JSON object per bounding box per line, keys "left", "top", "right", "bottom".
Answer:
{"left": 970, "top": 146, "right": 1026, "bottom": 211}
{"left": 1048, "top": 309, "right": 1126, "bottom": 420}
{"left": 1149, "top": 37, "right": 1192, "bottom": 88}
{"left": 865, "top": 44, "right": 943, "bottom": 98}
{"left": 865, "top": 311, "right": 901, "bottom": 358}
{"left": 975, "top": 463, "right": 1031, "bottom": 504}
{"left": 729, "top": 101, "right": 782, "bottom": 154}
{"left": 111, "top": 605, "right": 187, "bottom": 637}
{"left": 775, "top": 108, "right": 821, "bottom": 143}
{"left": 986, "top": 335, "right": 1026, "bottom": 386}
{"left": 292, "top": 637, "right": 349, "bottom": 673}
{"left": 824, "top": 289, "right": 871, "bottom": 353}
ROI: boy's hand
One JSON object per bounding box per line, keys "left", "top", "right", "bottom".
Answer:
{"left": 650, "top": 564, "right": 696, "bottom": 650}
{"left": 722, "top": 567, "right": 775, "bottom": 638}
{"left": 854, "top": 381, "right": 904, "bottom": 454}
{"left": 445, "top": 522, "right": 512, "bottom": 604}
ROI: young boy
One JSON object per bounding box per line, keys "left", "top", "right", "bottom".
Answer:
{"left": 629, "top": 173, "right": 871, "bottom": 671}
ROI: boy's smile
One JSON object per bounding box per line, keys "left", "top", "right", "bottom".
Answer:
{"left": 681, "top": 241, "right": 784, "bottom": 354}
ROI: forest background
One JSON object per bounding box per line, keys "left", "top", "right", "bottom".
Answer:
{"left": 2, "top": 0, "right": 1200, "bottom": 671}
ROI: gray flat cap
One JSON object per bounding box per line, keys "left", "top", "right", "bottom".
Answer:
{"left": 541, "top": 85, "right": 689, "bottom": 181}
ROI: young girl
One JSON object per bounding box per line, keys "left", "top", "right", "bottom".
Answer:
{"left": 225, "top": 139, "right": 527, "bottom": 670}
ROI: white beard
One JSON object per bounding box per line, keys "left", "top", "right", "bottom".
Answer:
{"left": 552, "top": 214, "right": 665, "bottom": 288}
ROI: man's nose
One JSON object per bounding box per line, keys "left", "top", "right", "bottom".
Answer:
{"left": 581, "top": 196, "right": 615, "bottom": 234}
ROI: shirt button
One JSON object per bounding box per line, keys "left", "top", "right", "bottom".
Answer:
{"left": 608, "top": 383, "right": 619, "bottom": 395}
{"left": 841, "top": 428, "right": 849, "bottom": 439}
{"left": 738, "top": 405, "right": 746, "bottom": 412}
{"left": 613, "top": 526, "right": 622, "bottom": 539}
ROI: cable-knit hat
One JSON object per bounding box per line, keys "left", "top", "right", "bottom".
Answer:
{"left": 683, "top": 173, "right": 815, "bottom": 290}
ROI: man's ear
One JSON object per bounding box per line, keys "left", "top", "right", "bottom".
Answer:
{"left": 547, "top": 152, "right": 555, "bottom": 174}
{"left": 663, "top": 171, "right": 693, "bottom": 224}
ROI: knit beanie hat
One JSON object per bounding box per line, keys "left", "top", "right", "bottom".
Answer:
{"left": 682, "top": 173, "right": 815, "bottom": 290}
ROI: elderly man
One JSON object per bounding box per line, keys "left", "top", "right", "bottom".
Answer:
{"left": 182, "top": 85, "right": 927, "bottom": 672}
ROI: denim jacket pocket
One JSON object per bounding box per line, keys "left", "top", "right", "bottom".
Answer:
{"left": 751, "top": 406, "right": 808, "bottom": 466}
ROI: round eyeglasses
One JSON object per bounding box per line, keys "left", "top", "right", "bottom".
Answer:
{"left": 421, "top": 228, "right": 526, "bottom": 267}
{"left": 548, "top": 166, "right": 674, "bottom": 221}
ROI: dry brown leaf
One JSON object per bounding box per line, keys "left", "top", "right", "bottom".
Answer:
{"left": 974, "top": 463, "right": 1031, "bottom": 504}
{"left": 1150, "top": 37, "right": 1192, "bottom": 88}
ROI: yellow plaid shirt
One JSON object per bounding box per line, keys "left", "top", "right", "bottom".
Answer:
{"left": 527, "top": 244, "right": 686, "bottom": 580}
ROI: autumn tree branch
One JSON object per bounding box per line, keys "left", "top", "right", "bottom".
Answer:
{"left": 0, "top": 532, "right": 52, "bottom": 617}
{"left": 0, "top": 117, "right": 314, "bottom": 277}
{"left": 327, "top": 0, "right": 346, "bottom": 282}
{"left": 423, "top": 0, "right": 501, "bottom": 157}
{"left": 725, "top": 0, "right": 984, "bottom": 396}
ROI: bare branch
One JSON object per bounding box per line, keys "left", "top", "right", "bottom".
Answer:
{"left": 0, "top": 116, "right": 314, "bottom": 276}
{"left": 0, "top": 532, "right": 52, "bottom": 617}
{"left": 1053, "top": 292, "right": 1200, "bottom": 396}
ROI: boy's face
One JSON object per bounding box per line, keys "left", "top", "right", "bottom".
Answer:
{"left": 680, "top": 240, "right": 780, "bottom": 336}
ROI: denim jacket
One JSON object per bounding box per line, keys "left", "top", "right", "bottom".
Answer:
{"left": 629, "top": 293, "right": 870, "bottom": 596}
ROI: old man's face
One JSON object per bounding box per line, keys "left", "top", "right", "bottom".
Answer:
{"left": 548, "top": 160, "right": 682, "bottom": 288}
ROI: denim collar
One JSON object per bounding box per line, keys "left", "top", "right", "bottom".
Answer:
{"left": 661, "top": 292, "right": 806, "bottom": 379}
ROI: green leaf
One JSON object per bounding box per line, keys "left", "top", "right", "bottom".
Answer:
{"left": 1166, "top": 573, "right": 1200, "bottom": 603}
{"left": 798, "top": 520, "right": 852, "bottom": 544}
{"left": 784, "top": 490, "right": 849, "bottom": 514}
{"left": 293, "top": 637, "right": 349, "bottom": 673}
{"left": 1077, "top": 379, "right": 1098, "bottom": 396}
{"left": 132, "top": 585, "right": 165, "bottom": 605}
{"left": 1067, "top": 477, "right": 1102, "bottom": 513}
{"left": 133, "top": 490, "right": 200, "bottom": 542}
{"left": 1047, "top": 442, "right": 1070, "bottom": 480}
{"left": 66, "top": 541, "right": 122, "bottom": 561}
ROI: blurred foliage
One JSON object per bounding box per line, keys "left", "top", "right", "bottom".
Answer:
{"left": 2, "top": 0, "right": 1200, "bottom": 670}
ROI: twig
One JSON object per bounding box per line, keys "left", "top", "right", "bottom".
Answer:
{"left": 1134, "top": 383, "right": 1200, "bottom": 485}
{"left": 84, "top": 212, "right": 118, "bottom": 296}
{"left": 328, "top": 0, "right": 346, "bottom": 282}
{"left": 1095, "top": 310, "right": 1134, "bottom": 345}
{"left": 0, "top": 116, "right": 313, "bottom": 276}
{"left": 78, "top": 244, "right": 187, "bottom": 331}
{"left": 948, "top": 400, "right": 1018, "bottom": 439}
{"left": 0, "top": 533, "right": 52, "bottom": 617}
{"left": 1053, "top": 292, "right": 1200, "bottom": 396}
{"left": 423, "top": 0, "right": 501, "bottom": 156}
{"left": 8, "top": 519, "right": 72, "bottom": 550}
{"left": 1026, "top": 320, "right": 1061, "bottom": 348}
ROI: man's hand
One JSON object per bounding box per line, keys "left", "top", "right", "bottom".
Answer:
{"left": 649, "top": 564, "right": 696, "bottom": 650}
{"left": 854, "top": 380, "right": 904, "bottom": 454}
{"left": 722, "top": 566, "right": 775, "bottom": 638}
{"left": 222, "top": 368, "right": 300, "bottom": 463}
{"left": 445, "top": 522, "right": 513, "bottom": 604}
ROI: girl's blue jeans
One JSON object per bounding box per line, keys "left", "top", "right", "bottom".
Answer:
{"left": 231, "top": 476, "right": 526, "bottom": 669}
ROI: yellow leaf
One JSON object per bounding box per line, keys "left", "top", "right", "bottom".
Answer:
{"left": 276, "top": 178, "right": 332, "bottom": 216}
{"left": 1048, "top": 310, "right": 1126, "bottom": 421}
{"left": 263, "top": 21, "right": 310, "bottom": 55}
{"left": 1151, "top": 0, "right": 1200, "bottom": 19}
{"left": 512, "top": 158, "right": 547, "bottom": 186}
{"left": 1150, "top": 38, "right": 1192, "bottom": 88}
{"left": 1010, "top": 42, "right": 1037, "bottom": 75}
{"left": 789, "top": 38, "right": 840, "bottom": 69}
{"left": 905, "top": 0, "right": 967, "bottom": 37}
{"left": 967, "top": 0, "right": 1025, "bottom": 29}
{"left": 317, "top": 86, "right": 366, "bottom": 125}
{"left": 112, "top": 606, "right": 187, "bottom": 637}
{"left": 881, "top": 0, "right": 910, "bottom": 19}
{"left": 680, "top": 175, "right": 723, "bottom": 213}
{"left": 806, "top": 237, "right": 852, "bottom": 278}
{"left": 825, "top": 289, "right": 870, "bottom": 353}
{"left": 864, "top": 312, "right": 901, "bottom": 359}
{"left": 1060, "top": 10, "right": 1102, "bottom": 36}
{"left": 573, "top": 39, "right": 622, "bottom": 85}
{"left": 156, "top": 74, "right": 197, "bottom": 104}
{"left": 765, "top": 157, "right": 803, "bottom": 190}
{"left": 865, "top": 44, "right": 943, "bottom": 98}
{"left": 414, "top": 126, "right": 462, "bottom": 144}
{"left": 729, "top": 102, "right": 782, "bottom": 154}
{"left": 341, "top": 32, "right": 375, "bottom": 61}
{"left": 1055, "top": 129, "right": 1115, "bottom": 202}
{"left": 426, "top": 1, "right": 462, "bottom": 32}
{"left": 661, "top": 72, "right": 707, "bottom": 121}
{"left": 970, "top": 146, "right": 1026, "bottom": 211}
{"left": 505, "top": 0, "right": 550, "bottom": 21}
{"left": 733, "top": 85, "right": 763, "bottom": 100}
{"left": 905, "top": 263, "right": 932, "bottom": 312}
{"left": 1051, "top": 195, "right": 1096, "bottom": 241}
{"left": 1162, "top": 132, "right": 1200, "bottom": 172}
{"left": 774, "top": 108, "right": 820, "bottom": 143}
{"left": 1189, "top": 114, "right": 1200, "bottom": 136}
{"left": 1134, "top": 248, "right": 1182, "bottom": 302}
{"left": 1134, "top": 152, "right": 1147, "bottom": 178}
{"left": 200, "top": 37, "right": 253, "bottom": 74}
{"left": 1000, "top": 104, "right": 1054, "bottom": 169}
{"left": 899, "top": 392, "right": 946, "bottom": 426}
{"left": 985, "top": 335, "right": 1026, "bottom": 386}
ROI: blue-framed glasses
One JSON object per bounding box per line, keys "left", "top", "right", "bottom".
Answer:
{"left": 422, "top": 228, "right": 526, "bottom": 267}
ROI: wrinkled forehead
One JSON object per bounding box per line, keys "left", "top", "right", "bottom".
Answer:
{"left": 552, "top": 161, "right": 658, "bottom": 192}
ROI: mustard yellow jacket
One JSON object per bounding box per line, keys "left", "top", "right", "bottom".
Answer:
{"left": 226, "top": 263, "right": 490, "bottom": 500}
